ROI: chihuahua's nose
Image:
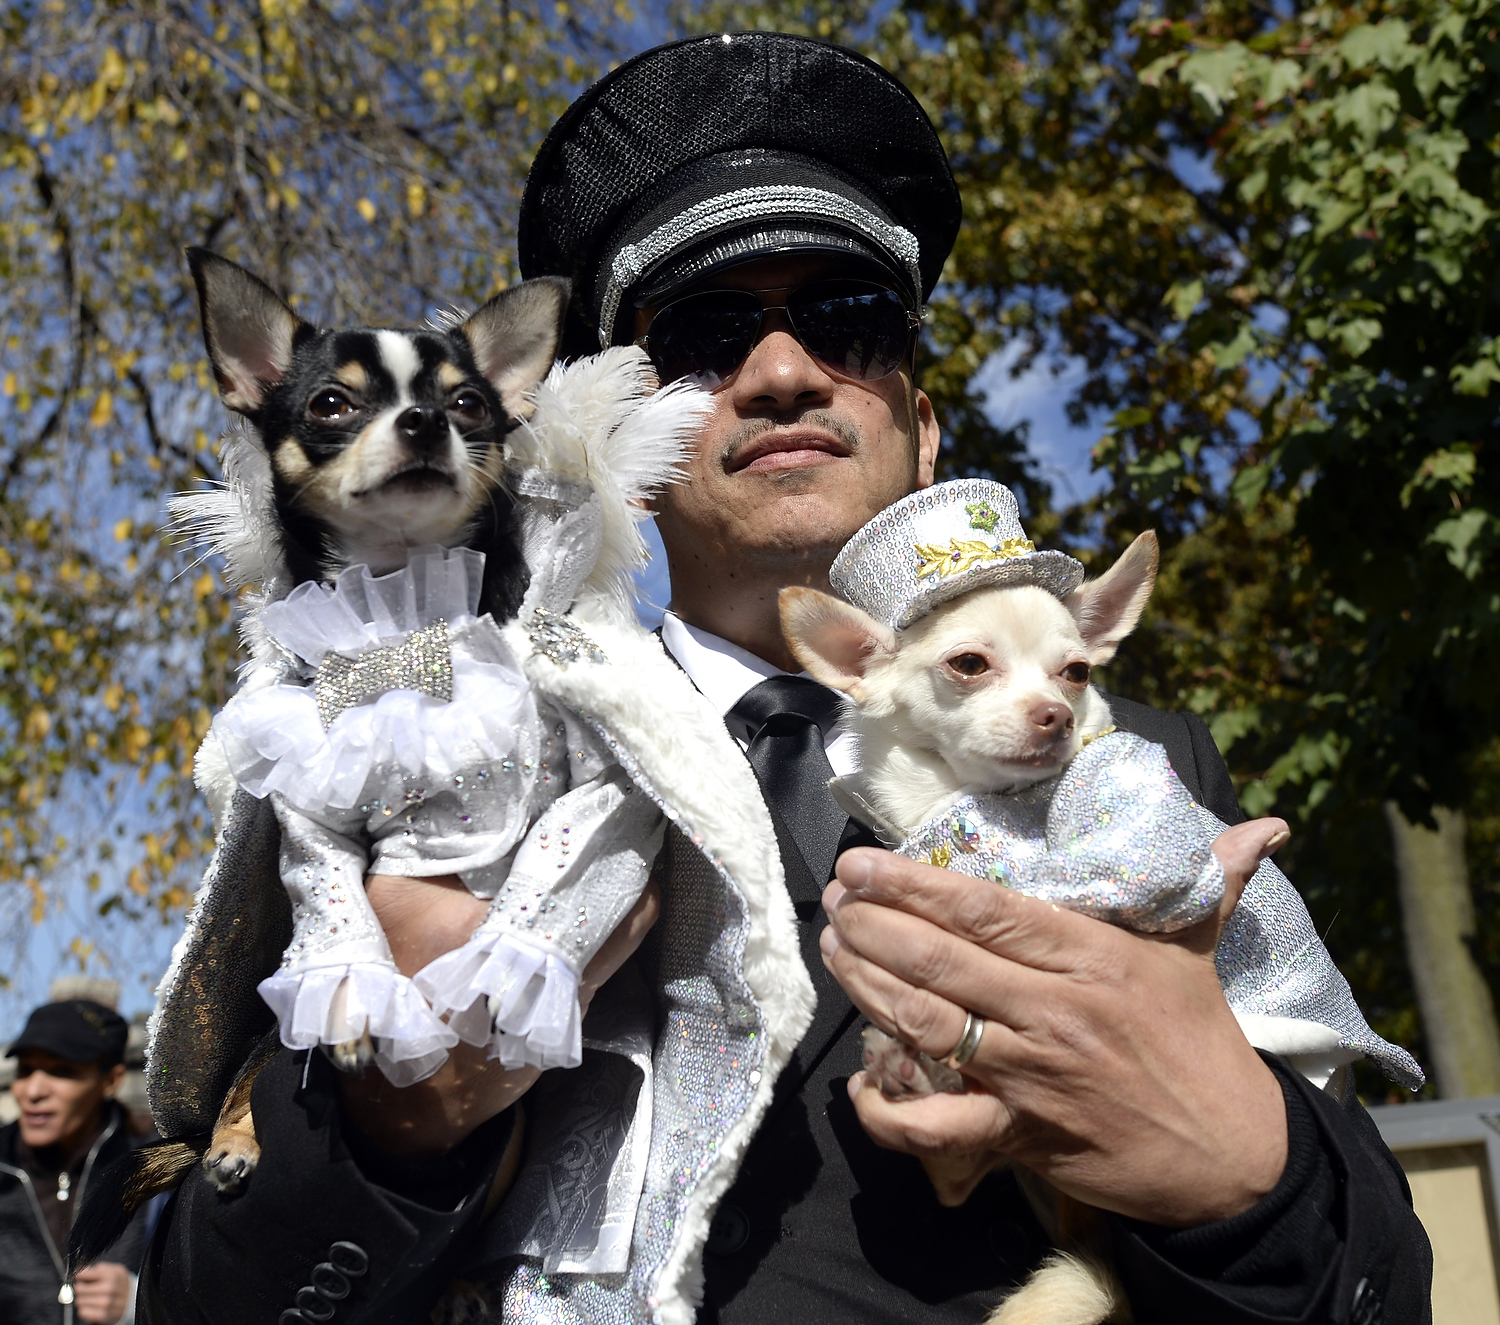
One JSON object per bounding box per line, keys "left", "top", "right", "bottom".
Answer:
{"left": 395, "top": 404, "right": 448, "bottom": 450}
{"left": 1029, "top": 702, "right": 1074, "bottom": 737}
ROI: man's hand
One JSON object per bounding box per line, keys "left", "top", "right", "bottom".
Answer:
{"left": 73, "top": 1262, "right": 132, "bottom": 1324}
{"left": 819, "top": 818, "right": 1290, "bottom": 1228}
{"left": 338, "top": 873, "right": 660, "bottom": 1159}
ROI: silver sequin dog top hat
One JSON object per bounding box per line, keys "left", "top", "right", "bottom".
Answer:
{"left": 830, "top": 479, "right": 1086, "bottom": 631}
{"left": 518, "top": 32, "right": 962, "bottom": 353}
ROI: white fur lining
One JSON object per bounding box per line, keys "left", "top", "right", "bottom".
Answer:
{"left": 509, "top": 347, "right": 709, "bottom": 627}
{"left": 1235, "top": 1011, "right": 1360, "bottom": 1091}
{"left": 510, "top": 617, "right": 814, "bottom": 1325}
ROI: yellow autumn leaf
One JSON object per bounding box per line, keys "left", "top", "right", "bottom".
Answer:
{"left": 113, "top": 516, "right": 133, "bottom": 541}
{"left": 14, "top": 570, "right": 33, "bottom": 594}
{"left": 89, "top": 389, "right": 113, "bottom": 427}
{"left": 192, "top": 570, "right": 215, "bottom": 602}
{"left": 23, "top": 706, "right": 52, "bottom": 741}
{"left": 102, "top": 682, "right": 124, "bottom": 712}
{"left": 126, "top": 864, "right": 149, "bottom": 896}
{"left": 123, "top": 723, "right": 151, "bottom": 762}
{"left": 357, "top": 197, "right": 377, "bottom": 223}
{"left": 2, "top": 372, "right": 15, "bottom": 397}
{"left": 407, "top": 181, "right": 427, "bottom": 217}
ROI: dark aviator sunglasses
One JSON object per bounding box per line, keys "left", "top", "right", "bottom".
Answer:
{"left": 636, "top": 279, "right": 922, "bottom": 387}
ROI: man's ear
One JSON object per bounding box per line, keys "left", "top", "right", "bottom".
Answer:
{"left": 461, "top": 276, "right": 570, "bottom": 420}
{"left": 780, "top": 587, "right": 897, "bottom": 696}
{"left": 186, "top": 248, "right": 307, "bottom": 416}
{"left": 1066, "top": 530, "right": 1159, "bottom": 665}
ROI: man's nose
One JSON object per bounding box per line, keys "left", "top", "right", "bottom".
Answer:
{"left": 395, "top": 404, "right": 449, "bottom": 451}
{"left": 1029, "top": 702, "right": 1074, "bottom": 737}
{"left": 729, "top": 316, "right": 835, "bottom": 413}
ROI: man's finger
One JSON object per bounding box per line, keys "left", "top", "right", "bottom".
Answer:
{"left": 1158, "top": 817, "right": 1290, "bottom": 958}
{"left": 821, "top": 922, "right": 974, "bottom": 1051}
{"left": 820, "top": 910, "right": 1043, "bottom": 1073}
{"left": 847, "top": 1069, "right": 1013, "bottom": 1156}
{"left": 830, "top": 848, "right": 1108, "bottom": 973}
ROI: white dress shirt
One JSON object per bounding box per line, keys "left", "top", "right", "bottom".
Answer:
{"left": 659, "top": 611, "right": 860, "bottom": 777}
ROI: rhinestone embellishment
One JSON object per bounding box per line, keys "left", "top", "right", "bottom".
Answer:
{"left": 314, "top": 619, "right": 452, "bottom": 728}
{"left": 527, "top": 607, "right": 606, "bottom": 667}
{"left": 950, "top": 815, "right": 982, "bottom": 851}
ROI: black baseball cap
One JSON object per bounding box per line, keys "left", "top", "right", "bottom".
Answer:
{"left": 5, "top": 1000, "right": 129, "bottom": 1066}
{"left": 519, "top": 32, "right": 962, "bottom": 354}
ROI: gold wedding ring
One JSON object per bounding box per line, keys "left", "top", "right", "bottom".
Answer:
{"left": 941, "top": 1010, "right": 984, "bottom": 1069}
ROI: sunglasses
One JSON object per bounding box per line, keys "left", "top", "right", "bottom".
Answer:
{"left": 637, "top": 279, "right": 922, "bottom": 386}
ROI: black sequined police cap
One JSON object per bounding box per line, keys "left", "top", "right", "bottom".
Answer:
{"left": 518, "top": 31, "right": 961, "bottom": 353}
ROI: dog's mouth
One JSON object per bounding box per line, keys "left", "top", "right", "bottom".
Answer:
{"left": 350, "top": 461, "right": 459, "bottom": 499}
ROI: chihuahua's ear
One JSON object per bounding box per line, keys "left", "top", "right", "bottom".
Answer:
{"left": 1066, "top": 530, "right": 1159, "bottom": 665}
{"left": 186, "top": 248, "right": 308, "bottom": 416}
{"left": 461, "top": 276, "right": 570, "bottom": 420}
{"left": 780, "top": 587, "right": 897, "bottom": 697}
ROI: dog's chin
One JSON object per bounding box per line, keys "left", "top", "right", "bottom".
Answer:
{"left": 318, "top": 467, "right": 481, "bottom": 572}
{"left": 966, "top": 743, "right": 1078, "bottom": 789}
{"left": 351, "top": 464, "right": 460, "bottom": 500}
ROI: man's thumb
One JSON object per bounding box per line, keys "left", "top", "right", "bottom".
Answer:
{"left": 1211, "top": 817, "right": 1290, "bottom": 919}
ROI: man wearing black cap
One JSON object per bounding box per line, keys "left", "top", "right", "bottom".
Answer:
{"left": 2, "top": 1000, "right": 147, "bottom": 1324}
{"left": 140, "top": 31, "right": 1428, "bottom": 1325}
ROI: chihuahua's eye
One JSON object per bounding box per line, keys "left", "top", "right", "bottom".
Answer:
{"left": 945, "top": 653, "right": 989, "bottom": 678}
{"left": 448, "top": 389, "right": 489, "bottom": 421}
{"left": 1062, "top": 661, "right": 1091, "bottom": 685}
{"left": 308, "top": 389, "right": 356, "bottom": 420}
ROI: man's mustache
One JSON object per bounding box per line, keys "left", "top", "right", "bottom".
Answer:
{"left": 718, "top": 410, "right": 863, "bottom": 469}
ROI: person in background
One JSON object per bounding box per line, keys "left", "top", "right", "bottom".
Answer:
{"left": 0, "top": 1000, "right": 147, "bottom": 1324}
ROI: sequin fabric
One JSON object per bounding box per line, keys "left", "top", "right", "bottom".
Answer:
{"left": 597, "top": 183, "right": 922, "bottom": 347}
{"left": 1213, "top": 812, "right": 1423, "bottom": 1089}
{"left": 481, "top": 725, "right": 768, "bottom": 1324}
{"left": 830, "top": 479, "right": 1085, "bottom": 630}
{"left": 897, "top": 731, "right": 1423, "bottom": 1089}
{"left": 314, "top": 619, "right": 453, "bottom": 728}
{"left": 898, "top": 732, "right": 1223, "bottom": 932}
{"left": 145, "top": 790, "right": 290, "bottom": 1138}
{"left": 529, "top": 606, "right": 607, "bottom": 667}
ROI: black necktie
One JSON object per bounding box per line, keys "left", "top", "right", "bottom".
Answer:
{"left": 729, "top": 676, "right": 851, "bottom": 891}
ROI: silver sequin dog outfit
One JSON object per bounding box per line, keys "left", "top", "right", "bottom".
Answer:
{"left": 833, "top": 479, "right": 1423, "bottom": 1090}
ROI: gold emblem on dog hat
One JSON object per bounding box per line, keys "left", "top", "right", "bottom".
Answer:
{"left": 830, "top": 479, "right": 1085, "bottom": 630}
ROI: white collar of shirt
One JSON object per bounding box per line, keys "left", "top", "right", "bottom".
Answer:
{"left": 659, "top": 610, "right": 860, "bottom": 777}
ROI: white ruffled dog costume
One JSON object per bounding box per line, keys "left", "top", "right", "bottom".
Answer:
{"left": 183, "top": 350, "right": 700, "bottom": 1084}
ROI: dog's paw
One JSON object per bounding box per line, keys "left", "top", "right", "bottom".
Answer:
{"left": 327, "top": 1030, "right": 375, "bottom": 1075}
{"left": 430, "top": 1280, "right": 493, "bottom": 1325}
{"left": 861, "top": 1025, "right": 964, "bottom": 1098}
{"left": 203, "top": 1131, "right": 260, "bottom": 1194}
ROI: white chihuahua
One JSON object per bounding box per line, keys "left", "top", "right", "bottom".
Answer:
{"left": 781, "top": 526, "right": 1277, "bottom": 1325}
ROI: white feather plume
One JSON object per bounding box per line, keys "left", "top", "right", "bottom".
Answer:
{"left": 512, "top": 346, "right": 709, "bottom": 624}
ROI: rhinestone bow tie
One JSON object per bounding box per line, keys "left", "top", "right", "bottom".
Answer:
{"left": 314, "top": 620, "right": 453, "bottom": 728}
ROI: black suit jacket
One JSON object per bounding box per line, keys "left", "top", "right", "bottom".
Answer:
{"left": 141, "top": 696, "right": 1432, "bottom": 1325}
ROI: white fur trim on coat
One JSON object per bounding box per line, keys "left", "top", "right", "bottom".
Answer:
{"left": 509, "top": 616, "right": 814, "bottom": 1325}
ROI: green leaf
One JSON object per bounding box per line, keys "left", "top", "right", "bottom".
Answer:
{"left": 1125, "top": 448, "right": 1184, "bottom": 501}
{"left": 1231, "top": 462, "right": 1271, "bottom": 511}
{"left": 1210, "top": 322, "right": 1257, "bottom": 368}
{"left": 1331, "top": 80, "right": 1401, "bottom": 147}
{"left": 1139, "top": 50, "right": 1187, "bottom": 88}
{"left": 1209, "top": 704, "right": 1262, "bottom": 754}
{"left": 1333, "top": 317, "right": 1383, "bottom": 358}
{"left": 1163, "top": 277, "right": 1204, "bottom": 322}
{"left": 1178, "top": 44, "right": 1252, "bottom": 117}
{"left": 1110, "top": 405, "right": 1153, "bottom": 430}
{"left": 1428, "top": 508, "right": 1493, "bottom": 578}
{"left": 1338, "top": 21, "right": 1414, "bottom": 72}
